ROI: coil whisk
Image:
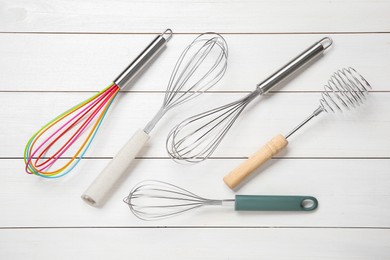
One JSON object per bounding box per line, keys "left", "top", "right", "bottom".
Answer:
{"left": 319, "top": 67, "right": 370, "bottom": 113}
{"left": 286, "top": 67, "right": 371, "bottom": 138}
{"left": 224, "top": 67, "right": 371, "bottom": 189}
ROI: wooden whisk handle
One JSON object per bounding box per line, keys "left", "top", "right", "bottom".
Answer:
{"left": 223, "top": 134, "right": 288, "bottom": 189}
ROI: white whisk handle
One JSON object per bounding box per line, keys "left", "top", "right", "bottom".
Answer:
{"left": 81, "top": 129, "right": 150, "bottom": 206}
{"left": 223, "top": 134, "right": 288, "bottom": 189}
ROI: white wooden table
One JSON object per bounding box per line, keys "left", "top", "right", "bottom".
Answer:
{"left": 1, "top": 1, "right": 390, "bottom": 259}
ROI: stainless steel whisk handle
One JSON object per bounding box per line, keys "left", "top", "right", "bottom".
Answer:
{"left": 257, "top": 37, "right": 332, "bottom": 94}
{"left": 114, "top": 29, "right": 173, "bottom": 89}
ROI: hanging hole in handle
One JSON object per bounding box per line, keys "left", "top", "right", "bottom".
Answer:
{"left": 319, "top": 37, "right": 333, "bottom": 51}
{"left": 162, "top": 29, "right": 173, "bottom": 42}
{"left": 300, "top": 197, "right": 318, "bottom": 211}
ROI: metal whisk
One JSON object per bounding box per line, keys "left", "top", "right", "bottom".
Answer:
{"left": 166, "top": 37, "right": 333, "bottom": 163}
{"left": 82, "top": 33, "right": 228, "bottom": 206}
{"left": 124, "top": 180, "right": 318, "bottom": 220}
{"left": 224, "top": 67, "right": 371, "bottom": 189}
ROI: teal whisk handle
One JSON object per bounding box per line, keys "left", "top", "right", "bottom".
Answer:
{"left": 234, "top": 195, "right": 318, "bottom": 211}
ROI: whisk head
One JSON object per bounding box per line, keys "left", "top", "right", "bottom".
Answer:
{"left": 166, "top": 91, "right": 259, "bottom": 163}
{"left": 124, "top": 180, "right": 221, "bottom": 221}
{"left": 319, "top": 67, "right": 371, "bottom": 113}
{"left": 24, "top": 83, "right": 120, "bottom": 178}
{"left": 162, "top": 33, "right": 228, "bottom": 110}
{"left": 143, "top": 33, "right": 229, "bottom": 134}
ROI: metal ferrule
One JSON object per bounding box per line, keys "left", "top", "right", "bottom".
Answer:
{"left": 114, "top": 29, "right": 173, "bottom": 89}
{"left": 256, "top": 37, "right": 333, "bottom": 95}
{"left": 143, "top": 106, "right": 167, "bottom": 134}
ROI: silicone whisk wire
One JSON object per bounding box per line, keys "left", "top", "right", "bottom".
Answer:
{"left": 33, "top": 85, "right": 116, "bottom": 169}
{"left": 24, "top": 83, "right": 120, "bottom": 178}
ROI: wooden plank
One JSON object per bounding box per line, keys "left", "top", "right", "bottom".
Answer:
{"left": 5, "top": 92, "right": 389, "bottom": 158}
{"left": 0, "top": 0, "right": 389, "bottom": 33}
{"left": 1, "top": 228, "right": 390, "bottom": 259}
{"left": 0, "top": 33, "right": 387, "bottom": 92}
{"left": 2, "top": 158, "right": 390, "bottom": 227}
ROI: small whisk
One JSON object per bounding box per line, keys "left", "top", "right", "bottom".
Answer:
{"left": 224, "top": 67, "right": 371, "bottom": 189}
{"left": 24, "top": 29, "right": 172, "bottom": 178}
{"left": 124, "top": 180, "right": 318, "bottom": 221}
{"left": 82, "top": 33, "right": 228, "bottom": 206}
{"left": 166, "top": 37, "right": 333, "bottom": 163}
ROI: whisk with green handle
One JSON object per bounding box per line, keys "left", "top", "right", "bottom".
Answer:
{"left": 124, "top": 180, "right": 318, "bottom": 220}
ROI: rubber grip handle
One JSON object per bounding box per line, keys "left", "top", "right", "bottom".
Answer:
{"left": 81, "top": 129, "right": 150, "bottom": 206}
{"left": 235, "top": 195, "right": 318, "bottom": 211}
{"left": 223, "top": 134, "right": 288, "bottom": 189}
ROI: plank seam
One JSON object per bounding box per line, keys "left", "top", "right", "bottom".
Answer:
{"left": 1, "top": 90, "right": 389, "bottom": 94}
{"left": 1, "top": 32, "right": 390, "bottom": 35}
{"left": 1, "top": 226, "right": 389, "bottom": 230}
{"left": 6, "top": 157, "right": 390, "bottom": 160}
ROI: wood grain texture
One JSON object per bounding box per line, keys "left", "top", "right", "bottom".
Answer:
{"left": 1, "top": 228, "right": 390, "bottom": 259}
{"left": 0, "top": 0, "right": 389, "bottom": 33}
{"left": 0, "top": 33, "right": 388, "bottom": 92}
{"left": 0, "top": 0, "right": 389, "bottom": 258}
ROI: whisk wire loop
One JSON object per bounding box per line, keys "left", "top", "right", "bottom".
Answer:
{"left": 163, "top": 33, "right": 228, "bottom": 111}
